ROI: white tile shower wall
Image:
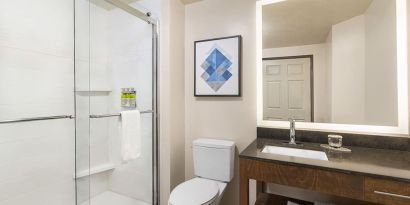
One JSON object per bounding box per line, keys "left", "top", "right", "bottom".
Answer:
{"left": 105, "top": 1, "right": 158, "bottom": 202}
{"left": 0, "top": 0, "right": 75, "bottom": 204}
{"left": 75, "top": 93, "right": 111, "bottom": 168}
{"left": 75, "top": 0, "right": 112, "bottom": 200}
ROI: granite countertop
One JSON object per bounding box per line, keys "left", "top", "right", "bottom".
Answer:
{"left": 239, "top": 138, "right": 410, "bottom": 182}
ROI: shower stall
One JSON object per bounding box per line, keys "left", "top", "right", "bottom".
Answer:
{"left": 0, "top": 0, "right": 159, "bottom": 204}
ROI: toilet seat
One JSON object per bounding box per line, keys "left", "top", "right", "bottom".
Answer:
{"left": 169, "top": 178, "right": 219, "bottom": 205}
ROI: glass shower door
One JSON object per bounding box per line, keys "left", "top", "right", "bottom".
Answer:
{"left": 0, "top": 0, "right": 76, "bottom": 204}
{"left": 74, "top": 0, "right": 158, "bottom": 204}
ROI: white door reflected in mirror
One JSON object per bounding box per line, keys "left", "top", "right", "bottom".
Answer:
{"left": 263, "top": 57, "right": 312, "bottom": 122}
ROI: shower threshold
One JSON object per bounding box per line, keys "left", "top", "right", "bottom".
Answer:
{"left": 81, "top": 191, "right": 150, "bottom": 205}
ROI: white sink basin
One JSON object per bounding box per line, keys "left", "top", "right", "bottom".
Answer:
{"left": 261, "top": 145, "right": 328, "bottom": 161}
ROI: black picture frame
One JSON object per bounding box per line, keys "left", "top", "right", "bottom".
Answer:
{"left": 194, "top": 35, "right": 242, "bottom": 97}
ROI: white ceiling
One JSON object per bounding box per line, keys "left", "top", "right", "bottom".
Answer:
{"left": 263, "top": 0, "right": 373, "bottom": 48}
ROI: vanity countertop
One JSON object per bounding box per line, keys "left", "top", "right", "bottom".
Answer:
{"left": 239, "top": 138, "right": 410, "bottom": 182}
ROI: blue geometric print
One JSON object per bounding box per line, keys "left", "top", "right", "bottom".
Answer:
{"left": 201, "top": 48, "right": 233, "bottom": 92}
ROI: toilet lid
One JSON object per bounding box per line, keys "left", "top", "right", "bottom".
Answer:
{"left": 169, "top": 178, "right": 219, "bottom": 205}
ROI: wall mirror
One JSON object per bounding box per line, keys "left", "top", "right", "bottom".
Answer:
{"left": 256, "top": 0, "right": 409, "bottom": 135}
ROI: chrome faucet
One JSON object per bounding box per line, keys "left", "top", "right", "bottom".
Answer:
{"left": 289, "top": 118, "right": 296, "bottom": 145}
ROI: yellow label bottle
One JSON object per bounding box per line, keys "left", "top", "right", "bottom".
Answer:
{"left": 121, "top": 88, "right": 127, "bottom": 107}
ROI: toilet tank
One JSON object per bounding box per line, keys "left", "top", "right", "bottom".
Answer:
{"left": 193, "top": 139, "right": 235, "bottom": 182}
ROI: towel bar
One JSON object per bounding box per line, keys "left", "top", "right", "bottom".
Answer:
{"left": 0, "top": 110, "right": 154, "bottom": 123}
{"left": 0, "top": 115, "right": 74, "bottom": 124}
{"left": 90, "top": 110, "right": 154, "bottom": 119}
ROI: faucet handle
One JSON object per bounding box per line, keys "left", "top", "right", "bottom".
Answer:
{"left": 289, "top": 118, "right": 295, "bottom": 123}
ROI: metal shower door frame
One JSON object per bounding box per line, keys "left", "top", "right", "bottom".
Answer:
{"left": 151, "top": 21, "right": 160, "bottom": 205}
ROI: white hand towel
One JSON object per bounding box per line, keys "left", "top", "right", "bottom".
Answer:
{"left": 120, "top": 110, "right": 142, "bottom": 162}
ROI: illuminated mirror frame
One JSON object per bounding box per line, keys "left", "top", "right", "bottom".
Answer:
{"left": 256, "top": 0, "right": 409, "bottom": 136}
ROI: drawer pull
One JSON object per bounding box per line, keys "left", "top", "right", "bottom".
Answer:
{"left": 374, "top": 191, "right": 410, "bottom": 200}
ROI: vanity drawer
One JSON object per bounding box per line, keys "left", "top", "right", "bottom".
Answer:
{"left": 315, "top": 170, "right": 364, "bottom": 200}
{"left": 365, "top": 177, "right": 410, "bottom": 205}
{"left": 240, "top": 159, "right": 317, "bottom": 190}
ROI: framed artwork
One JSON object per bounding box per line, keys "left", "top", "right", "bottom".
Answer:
{"left": 194, "top": 35, "right": 242, "bottom": 97}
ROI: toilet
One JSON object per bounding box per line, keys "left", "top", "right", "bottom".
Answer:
{"left": 169, "top": 139, "right": 235, "bottom": 205}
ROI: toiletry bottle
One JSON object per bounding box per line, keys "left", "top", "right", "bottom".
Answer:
{"left": 130, "top": 88, "right": 136, "bottom": 108}
{"left": 125, "top": 88, "right": 131, "bottom": 108}
{"left": 121, "top": 88, "right": 127, "bottom": 107}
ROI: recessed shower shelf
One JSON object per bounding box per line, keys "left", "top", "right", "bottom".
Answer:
{"left": 74, "top": 163, "right": 116, "bottom": 179}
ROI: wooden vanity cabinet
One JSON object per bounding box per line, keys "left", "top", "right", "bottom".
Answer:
{"left": 315, "top": 169, "right": 364, "bottom": 200}
{"left": 240, "top": 158, "right": 410, "bottom": 205}
{"left": 364, "top": 177, "right": 410, "bottom": 205}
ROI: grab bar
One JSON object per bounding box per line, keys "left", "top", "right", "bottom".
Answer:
{"left": 0, "top": 115, "right": 74, "bottom": 124}
{"left": 90, "top": 110, "right": 154, "bottom": 119}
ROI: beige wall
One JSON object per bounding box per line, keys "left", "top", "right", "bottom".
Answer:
{"left": 364, "top": 0, "right": 397, "bottom": 126}
{"left": 159, "top": 0, "right": 171, "bottom": 203}
{"left": 169, "top": 0, "right": 186, "bottom": 190}
{"left": 160, "top": 0, "right": 186, "bottom": 204}
{"left": 408, "top": 0, "right": 410, "bottom": 136}
{"left": 327, "top": 0, "right": 398, "bottom": 126}
{"left": 330, "top": 15, "right": 366, "bottom": 124}
{"left": 325, "top": 30, "right": 333, "bottom": 122}
{"left": 184, "top": 0, "right": 257, "bottom": 204}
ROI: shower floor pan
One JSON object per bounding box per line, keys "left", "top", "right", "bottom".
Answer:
{"left": 81, "top": 191, "right": 150, "bottom": 205}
